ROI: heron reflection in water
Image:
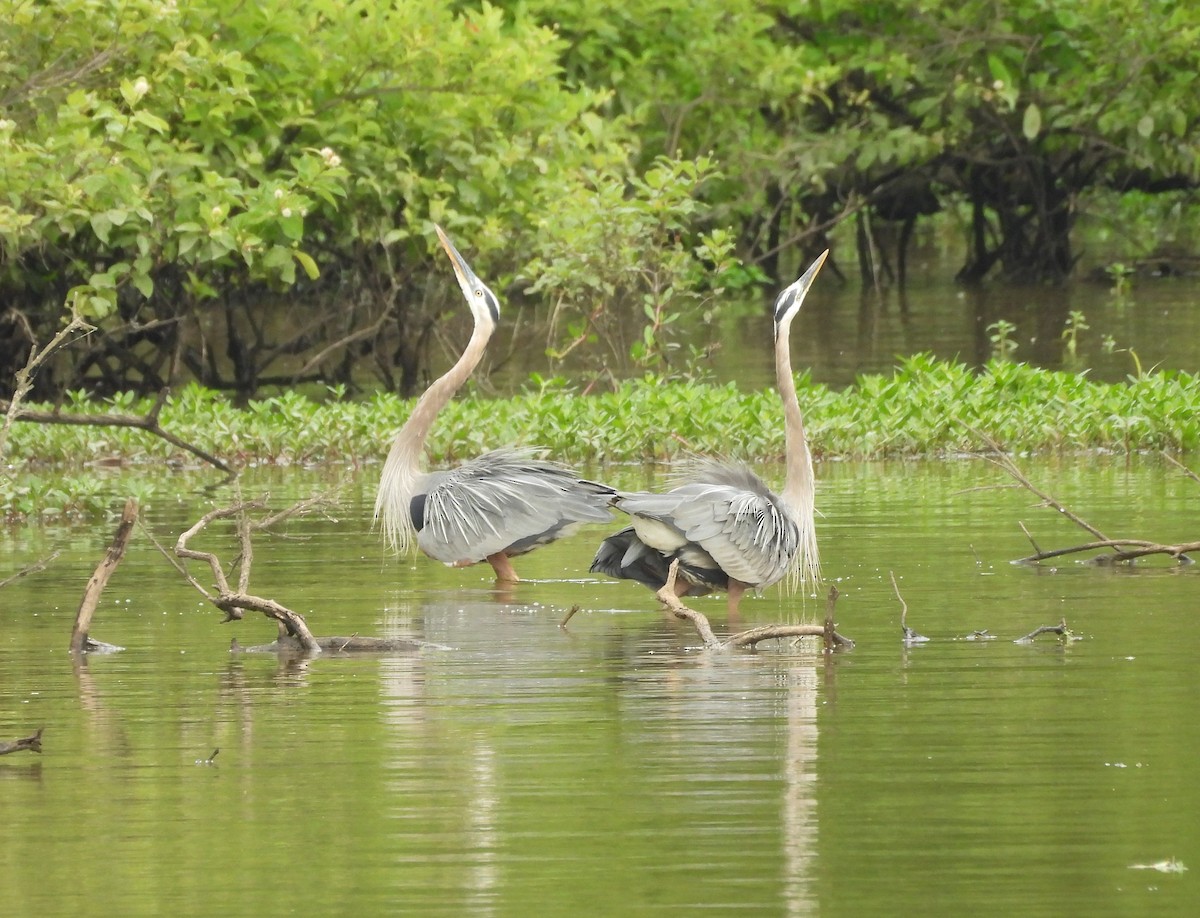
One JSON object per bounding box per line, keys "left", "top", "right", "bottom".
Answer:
{"left": 374, "top": 226, "right": 613, "bottom": 582}
{"left": 591, "top": 251, "right": 828, "bottom": 613}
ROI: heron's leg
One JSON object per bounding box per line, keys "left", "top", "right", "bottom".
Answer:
{"left": 486, "top": 551, "right": 520, "bottom": 583}
{"left": 726, "top": 580, "right": 748, "bottom": 615}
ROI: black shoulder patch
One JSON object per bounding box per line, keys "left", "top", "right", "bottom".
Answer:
{"left": 409, "top": 492, "right": 427, "bottom": 530}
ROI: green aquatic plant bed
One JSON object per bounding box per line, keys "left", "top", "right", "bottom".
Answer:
{"left": 4, "top": 356, "right": 1198, "bottom": 522}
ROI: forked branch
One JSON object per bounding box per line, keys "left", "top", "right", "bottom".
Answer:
{"left": 975, "top": 435, "right": 1198, "bottom": 565}
{"left": 654, "top": 561, "right": 854, "bottom": 651}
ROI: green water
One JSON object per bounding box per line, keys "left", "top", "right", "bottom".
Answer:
{"left": 1, "top": 459, "right": 1196, "bottom": 916}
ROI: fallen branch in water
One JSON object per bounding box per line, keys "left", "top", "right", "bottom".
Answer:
{"left": 0, "top": 551, "right": 61, "bottom": 589}
{"left": 70, "top": 497, "right": 138, "bottom": 654}
{"left": 975, "top": 433, "right": 1198, "bottom": 566}
{"left": 1014, "top": 618, "right": 1071, "bottom": 644}
{"left": 0, "top": 728, "right": 43, "bottom": 756}
{"left": 170, "top": 497, "right": 334, "bottom": 654}
{"left": 653, "top": 561, "right": 854, "bottom": 651}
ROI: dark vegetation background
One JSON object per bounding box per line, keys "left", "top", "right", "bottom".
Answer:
{"left": 1, "top": 0, "right": 1197, "bottom": 402}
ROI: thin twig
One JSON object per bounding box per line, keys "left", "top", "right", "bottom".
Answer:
{"left": 1162, "top": 451, "right": 1200, "bottom": 486}
{"left": 0, "top": 551, "right": 61, "bottom": 589}
{"left": 0, "top": 313, "right": 92, "bottom": 462}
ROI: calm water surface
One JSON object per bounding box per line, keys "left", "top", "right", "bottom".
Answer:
{"left": 1, "top": 460, "right": 1197, "bottom": 916}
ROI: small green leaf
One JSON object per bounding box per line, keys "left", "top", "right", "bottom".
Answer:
{"left": 133, "top": 273, "right": 154, "bottom": 298}
{"left": 132, "top": 110, "right": 170, "bottom": 134}
{"left": 280, "top": 214, "right": 304, "bottom": 240}
{"left": 1137, "top": 115, "right": 1154, "bottom": 138}
{"left": 90, "top": 212, "right": 112, "bottom": 243}
{"left": 1022, "top": 103, "right": 1042, "bottom": 140}
{"left": 294, "top": 250, "right": 320, "bottom": 280}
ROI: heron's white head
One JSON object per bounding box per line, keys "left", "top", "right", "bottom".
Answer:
{"left": 434, "top": 224, "right": 501, "bottom": 330}
{"left": 773, "top": 249, "right": 829, "bottom": 338}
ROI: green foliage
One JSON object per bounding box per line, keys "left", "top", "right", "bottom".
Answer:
{"left": 987, "top": 320, "right": 1019, "bottom": 361}
{"left": 526, "top": 156, "right": 735, "bottom": 374}
{"left": 6, "top": 359, "right": 1200, "bottom": 521}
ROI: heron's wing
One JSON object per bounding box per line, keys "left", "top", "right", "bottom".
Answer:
{"left": 417, "top": 448, "right": 613, "bottom": 564}
{"left": 615, "top": 463, "right": 800, "bottom": 588}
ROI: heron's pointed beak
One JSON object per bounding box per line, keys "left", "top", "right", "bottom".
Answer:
{"left": 434, "top": 223, "right": 478, "bottom": 292}
{"left": 798, "top": 249, "right": 829, "bottom": 290}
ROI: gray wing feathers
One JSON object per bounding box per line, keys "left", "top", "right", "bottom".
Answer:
{"left": 417, "top": 448, "right": 613, "bottom": 564}
{"left": 615, "top": 462, "right": 800, "bottom": 588}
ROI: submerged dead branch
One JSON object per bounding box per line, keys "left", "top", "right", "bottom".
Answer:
{"left": 0, "top": 728, "right": 43, "bottom": 757}
{"left": 975, "top": 434, "right": 1198, "bottom": 566}
{"left": 653, "top": 561, "right": 854, "bottom": 651}
{"left": 1015, "top": 618, "right": 1071, "bottom": 644}
{"left": 70, "top": 497, "right": 138, "bottom": 653}
{"left": 0, "top": 551, "right": 61, "bottom": 589}
{"left": 168, "top": 495, "right": 439, "bottom": 655}
{"left": 173, "top": 498, "right": 329, "bottom": 653}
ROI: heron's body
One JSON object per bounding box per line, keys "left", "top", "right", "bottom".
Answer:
{"left": 375, "top": 226, "right": 612, "bottom": 581}
{"left": 591, "top": 251, "right": 828, "bottom": 612}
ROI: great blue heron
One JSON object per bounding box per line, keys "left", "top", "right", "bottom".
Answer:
{"left": 374, "top": 225, "right": 614, "bottom": 582}
{"left": 590, "top": 250, "right": 828, "bottom": 613}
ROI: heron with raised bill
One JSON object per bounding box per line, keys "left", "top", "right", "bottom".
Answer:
{"left": 590, "top": 250, "right": 828, "bottom": 613}
{"left": 375, "top": 225, "right": 614, "bottom": 582}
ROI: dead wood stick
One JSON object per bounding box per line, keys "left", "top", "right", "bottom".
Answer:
{"left": 0, "top": 728, "right": 43, "bottom": 756}
{"left": 1014, "top": 618, "right": 1070, "bottom": 644}
{"left": 890, "top": 570, "right": 908, "bottom": 628}
{"left": 559, "top": 605, "right": 581, "bottom": 628}
{"left": 0, "top": 312, "right": 92, "bottom": 462}
{"left": 655, "top": 562, "right": 854, "bottom": 651}
{"left": 1014, "top": 538, "right": 1200, "bottom": 565}
{"left": 1161, "top": 451, "right": 1200, "bottom": 486}
{"left": 174, "top": 499, "right": 322, "bottom": 653}
{"left": 655, "top": 561, "right": 722, "bottom": 648}
{"left": 4, "top": 394, "right": 234, "bottom": 475}
{"left": 70, "top": 498, "right": 138, "bottom": 654}
{"left": 0, "top": 551, "right": 61, "bottom": 589}
{"left": 723, "top": 588, "right": 854, "bottom": 650}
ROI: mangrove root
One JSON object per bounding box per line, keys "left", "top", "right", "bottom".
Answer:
{"left": 653, "top": 561, "right": 854, "bottom": 651}
{"left": 0, "top": 728, "right": 43, "bottom": 756}
{"left": 70, "top": 497, "right": 138, "bottom": 654}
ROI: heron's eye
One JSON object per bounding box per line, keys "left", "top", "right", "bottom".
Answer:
{"left": 474, "top": 289, "right": 483, "bottom": 297}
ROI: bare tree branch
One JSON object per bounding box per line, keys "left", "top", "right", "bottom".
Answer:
{"left": 70, "top": 498, "right": 138, "bottom": 654}
{"left": 653, "top": 561, "right": 854, "bottom": 651}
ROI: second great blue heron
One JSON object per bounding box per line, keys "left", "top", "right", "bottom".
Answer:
{"left": 374, "top": 226, "right": 613, "bottom": 582}
{"left": 590, "top": 250, "right": 828, "bottom": 613}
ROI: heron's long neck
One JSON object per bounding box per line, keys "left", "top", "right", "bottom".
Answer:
{"left": 396, "top": 322, "right": 492, "bottom": 458}
{"left": 375, "top": 321, "right": 492, "bottom": 552}
{"left": 775, "top": 323, "right": 812, "bottom": 513}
